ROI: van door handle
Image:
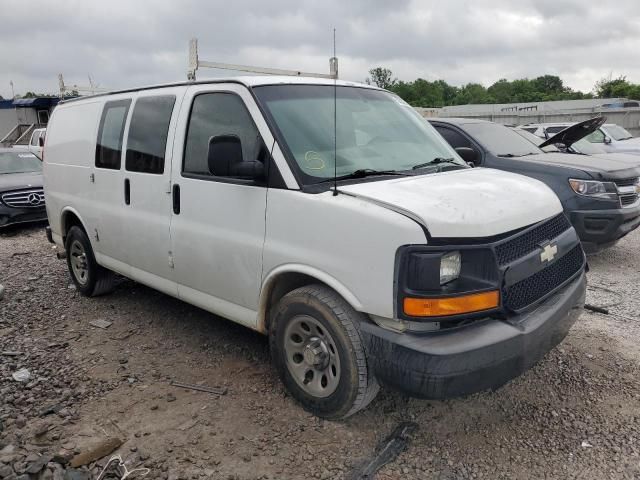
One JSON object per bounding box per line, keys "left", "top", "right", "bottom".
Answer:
{"left": 173, "top": 184, "right": 180, "bottom": 214}
{"left": 124, "top": 178, "right": 130, "bottom": 205}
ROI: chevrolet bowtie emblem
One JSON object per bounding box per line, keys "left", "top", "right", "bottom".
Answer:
{"left": 540, "top": 243, "right": 558, "bottom": 263}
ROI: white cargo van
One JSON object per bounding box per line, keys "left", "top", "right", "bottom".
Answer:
{"left": 43, "top": 77, "right": 587, "bottom": 418}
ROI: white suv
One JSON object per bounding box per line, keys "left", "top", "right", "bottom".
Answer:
{"left": 43, "top": 77, "right": 586, "bottom": 418}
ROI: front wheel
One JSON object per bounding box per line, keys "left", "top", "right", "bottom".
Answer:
{"left": 270, "top": 284, "right": 379, "bottom": 419}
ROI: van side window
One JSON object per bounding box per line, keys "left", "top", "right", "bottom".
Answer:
{"left": 95, "top": 99, "right": 131, "bottom": 170}
{"left": 183, "top": 93, "right": 264, "bottom": 178}
{"left": 125, "top": 96, "right": 176, "bottom": 174}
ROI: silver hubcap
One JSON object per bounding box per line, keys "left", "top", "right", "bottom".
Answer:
{"left": 284, "top": 315, "right": 341, "bottom": 398}
{"left": 70, "top": 240, "right": 89, "bottom": 286}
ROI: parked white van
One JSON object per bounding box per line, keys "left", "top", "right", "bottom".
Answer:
{"left": 43, "top": 77, "right": 587, "bottom": 418}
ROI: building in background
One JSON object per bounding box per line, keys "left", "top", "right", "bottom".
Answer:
{"left": 0, "top": 97, "right": 62, "bottom": 146}
{"left": 426, "top": 98, "right": 640, "bottom": 136}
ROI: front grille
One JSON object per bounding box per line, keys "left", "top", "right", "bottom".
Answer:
{"left": 614, "top": 178, "right": 639, "bottom": 208}
{"left": 1, "top": 189, "right": 45, "bottom": 208}
{"left": 503, "top": 245, "right": 584, "bottom": 311}
{"left": 615, "top": 177, "right": 638, "bottom": 187}
{"left": 621, "top": 194, "right": 639, "bottom": 207}
{"left": 494, "top": 214, "right": 571, "bottom": 266}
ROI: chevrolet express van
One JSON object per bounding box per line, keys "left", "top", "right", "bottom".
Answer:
{"left": 43, "top": 77, "right": 586, "bottom": 418}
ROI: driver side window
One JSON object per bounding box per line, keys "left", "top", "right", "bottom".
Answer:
{"left": 183, "top": 93, "right": 267, "bottom": 179}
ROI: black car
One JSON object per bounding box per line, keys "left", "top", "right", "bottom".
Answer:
{"left": 0, "top": 148, "right": 47, "bottom": 228}
{"left": 429, "top": 118, "right": 640, "bottom": 253}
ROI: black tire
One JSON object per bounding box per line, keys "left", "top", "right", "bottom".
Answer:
{"left": 270, "top": 284, "right": 379, "bottom": 419}
{"left": 65, "top": 226, "right": 114, "bottom": 297}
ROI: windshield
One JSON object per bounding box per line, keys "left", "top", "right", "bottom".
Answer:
{"left": 512, "top": 128, "right": 560, "bottom": 152}
{"left": 0, "top": 151, "right": 42, "bottom": 174}
{"left": 464, "top": 123, "right": 544, "bottom": 157}
{"left": 571, "top": 138, "right": 606, "bottom": 155}
{"left": 253, "top": 85, "right": 465, "bottom": 183}
{"left": 604, "top": 125, "right": 633, "bottom": 141}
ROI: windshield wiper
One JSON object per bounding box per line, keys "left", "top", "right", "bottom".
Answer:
{"left": 318, "top": 169, "right": 408, "bottom": 183}
{"left": 497, "top": 153, "right": 537, "bottom": 158}
{"left": 411, "top": 157, "right": 459, "bottom": 170}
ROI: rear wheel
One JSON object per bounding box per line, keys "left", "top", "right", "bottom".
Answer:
{"left": 65, "top": 226, "right": 114, "bottom": 296}
{"left": 270, "top": 284, "right": 379, "bottom": 419}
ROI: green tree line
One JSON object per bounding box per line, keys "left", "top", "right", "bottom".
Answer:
{"left": 367, "top": 68, "right": 640, "bottom": 107}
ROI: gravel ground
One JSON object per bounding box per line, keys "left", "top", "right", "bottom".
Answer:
{"left": 1, "top": 224, "right": 639, "bottom": 480}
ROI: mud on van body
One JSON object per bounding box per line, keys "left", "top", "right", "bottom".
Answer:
{"left": 43, "top": 77, "right": 586, "bottom": 418}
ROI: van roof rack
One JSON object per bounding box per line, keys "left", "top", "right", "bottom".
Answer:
{"left": 186, "top": 38, "right": 338, "bottom": 81}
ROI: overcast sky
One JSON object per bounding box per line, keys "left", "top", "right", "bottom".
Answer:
{"left": 1, "top": 0, "right": 639, "bottom": 99}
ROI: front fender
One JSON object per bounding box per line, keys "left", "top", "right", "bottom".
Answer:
{"left": 257, "top": 264, "right": 364, "bottom": 333}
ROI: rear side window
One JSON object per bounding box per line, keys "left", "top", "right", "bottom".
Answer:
{"left": 95, "top": 100, "right": 131, "bottom": 170}
{"left": 183, "top": 93, "right": 263, "bottom": 177}
{"left": 126, "top": 96, "right": 176, "bottom": 174}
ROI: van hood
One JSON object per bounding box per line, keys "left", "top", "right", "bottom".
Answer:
{"left": 338, "top": 168, "right": 562, "bottom": 238}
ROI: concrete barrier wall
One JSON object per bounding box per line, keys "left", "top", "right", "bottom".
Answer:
{"left": 415, "top": 107, "right": 640, "bottom": 137}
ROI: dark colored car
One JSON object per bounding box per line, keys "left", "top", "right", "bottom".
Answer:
{"left": 429, "top": 118, "right": 640, "bottom": 253}
{"left": 0, "top": 148, "right": 47, "bottom": 228}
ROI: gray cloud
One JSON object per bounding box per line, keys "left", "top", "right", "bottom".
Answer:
{"left": 1, "top": 0, "right": 639, "bottom": 98}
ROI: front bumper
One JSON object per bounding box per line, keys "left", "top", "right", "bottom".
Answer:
{"left": 0, "top": 204, "right": 48, "bottom": 228}
{"left": 360, "top": 271, "right": 586, "bottom": 399}
{"left": 569, "top": 204, "right": 640, "bottom": 253}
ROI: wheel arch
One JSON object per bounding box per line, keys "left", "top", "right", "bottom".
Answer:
{"left": 257, "top": 265, "right": 364, "bottom": 334}
{"left": 60, "top": 207, "right": 90, "bottom": 244}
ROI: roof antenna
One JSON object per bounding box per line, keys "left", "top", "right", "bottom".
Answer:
{"left": 332, "top": 28, "right": 338, "bottom": 196}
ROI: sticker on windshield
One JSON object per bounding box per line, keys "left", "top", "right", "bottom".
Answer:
{"left": 304, "top": 151, "right": 326, "bottom": 170}
{"left": 18, "top": 153, "right": 36, "bottom": 158}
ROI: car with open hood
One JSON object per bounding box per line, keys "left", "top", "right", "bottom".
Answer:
{"left": 0, "top": 148, "right": 47, "bottom": 228}
{"left": 515, "top": 117, "right": 640, "bottom": 166}
{"left": 43, "top": 77, "right": 586, "bottom": 418}
{"left": 430, "top": 118, "right": 640, "bottom": 253}
{"left": 522, "top": 120, "right": 640, "bottom": 156}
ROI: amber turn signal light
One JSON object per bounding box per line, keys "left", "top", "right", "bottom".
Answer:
{"left": 403, "top": 290, "right": 500, "bottom": 317}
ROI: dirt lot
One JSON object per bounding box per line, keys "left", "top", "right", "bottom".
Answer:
{"left": 1, "top": 224, "right": 640, "bottom": 480}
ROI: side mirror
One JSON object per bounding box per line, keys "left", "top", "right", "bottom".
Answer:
{"left": 231, "top": 160, "right": 265, "bottom": 179}
{"left": 207, "top": 135, "right": 264, "bottom": 180}
{"left": 604, "top": 136, "right": 612, "bottom": 144}
{"left": 455, "top": 147, "right": 478, "bottom": 164}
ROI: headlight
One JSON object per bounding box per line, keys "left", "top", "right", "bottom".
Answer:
{"left": 440, "top": 251, "right": 461, "bottom": 285}
{"left": 406, "top": 250, "right": 462, "bottom": 290}
{"left": 568, "top": 179, "right": 618, "bottom": 200}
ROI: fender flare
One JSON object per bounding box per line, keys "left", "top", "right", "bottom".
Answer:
{"left": 257, "top": 264, "right": 364, "bottom": 333}
{"left": 60, "top": 206, "right": 93, "bottom": 247}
